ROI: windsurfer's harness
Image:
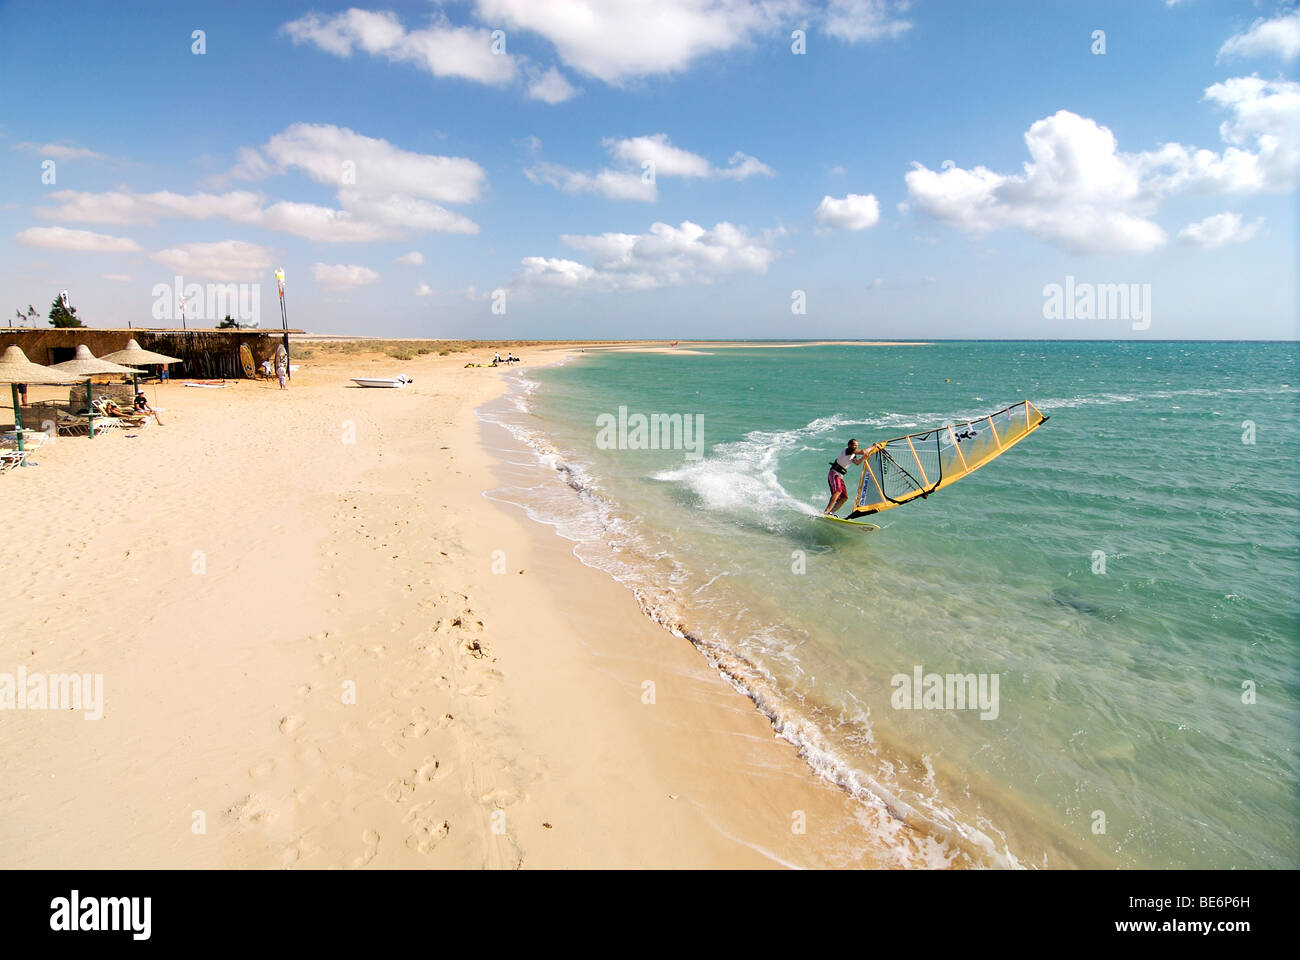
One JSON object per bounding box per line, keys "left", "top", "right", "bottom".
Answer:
{"left": 828, "top": 460, "right": 847, "bottom": 475}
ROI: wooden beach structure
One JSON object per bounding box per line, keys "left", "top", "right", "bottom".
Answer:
{"left": 2, "top": 328, "right": 303, "bottom": 380}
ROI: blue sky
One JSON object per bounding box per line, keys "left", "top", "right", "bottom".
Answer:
{"left": 1, "top": 0, "right": 1296, "bottom": 339}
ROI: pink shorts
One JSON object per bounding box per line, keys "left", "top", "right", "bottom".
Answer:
{"left": 827, "top": 468, "right": 847, "bottom": 497}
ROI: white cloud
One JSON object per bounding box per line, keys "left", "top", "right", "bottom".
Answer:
{"left": 312, "top": 262, "right": 382, "bottom": 290}
{"left": 476, "top": 0, "right": 782, "bottom": 83}
{"left": 236, "top": 123, "right": 486, "bottom": 205}
{"left": 255, "top": 200, "right": 390, "bottom": 243}
{"left": 1177, "top": 212, "right": 1263, "bottom": 248}
{"left": 15, "top": 142, "right": 103, "bottom": 161}
{"left": 906, "top": 81, "right": 1300, "bottom": 254}
{"left": 477, "top": 1, "right": 909, "bottom": 83}
{"left": 906, "top": 111, "right": 1167, "bottom": 254}
{"left": 395, "top": 250, "right": 424, "bottom": 265}
{"left": 415, "top": 282, "right": 433, "bottom": 296}
{"left": 520, "top": 219, "right": 783, "bottom": 291}
{"left": 40, "top": 189, "right": 265, "bottom": 225}
{"left": 1219, "top": 11, "right": 1300, "bottom": 62}
{"left": 148, "top": 240, "right": 274, "bottom": 281}
{"left": 824, "top": 0, "right": 912, "bottom": 43}
{"left": 814, "top": 192, "right": 881, "bottom": 230}
{"left": 101, "top": 273, "right": 134, "bottom": 282}
{"left": 525, "top": 162, "right": 657, "bottom": 201}
{"left": 41, "top": 125, "right": 486, "bottom": 243}
{"left": 608, "top": 134, "right": 714, "bottom": 178}
{"left": 526, "top": 133, "right": 772, "bottom": 202}
{"left": 336, "top": 191, "right": 480, "bottom": 235}
{"left": 1135, "top": 77, "right": 1300, "bottom": 196}
{"left": 16, "top": 226, "right": 141, "bottom": 252}
{"left": 519, "top": 256, "right": 598, "bottom": 288}
{"left": 282, "top": 9, "right": 517, "bottom": 85}
{"left": 527, "top": 66, "right": 579, "bottom": 103}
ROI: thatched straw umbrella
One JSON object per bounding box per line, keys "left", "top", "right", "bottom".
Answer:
{"left": 0, "top": 345, "right": 79, "bottom": 454}
{"left": 49, "top": 345, "right": 141, "bottom": 439}
{"left": 100, "top": 338, "right": 182, "bottom": 397}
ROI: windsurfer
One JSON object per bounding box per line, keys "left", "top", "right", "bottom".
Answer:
{"left": 825, "top": 439, "right": 865, "bottom": 515}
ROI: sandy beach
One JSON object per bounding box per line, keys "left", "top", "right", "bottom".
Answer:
{"left": 0, "top": 343, "right": 899, "bottom": 868}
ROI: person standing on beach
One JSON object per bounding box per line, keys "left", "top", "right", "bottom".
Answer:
{"left": 825, "top": 439, "right": 866, "bottom": 515}
{"left": 277, "top": 358, "right": 287, "bottom": 390}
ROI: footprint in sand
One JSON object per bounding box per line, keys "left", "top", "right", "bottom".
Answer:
{"left": 384, "top": 776, "right": 417, "bottom": 804}
{"left": 279, "top": 715, "right": 305, "bottom": 737}
{"left": 280, "top": 834, "right": 322, "bottom": 868}
{"left": 412, "top": 641, "right": 443, "bottom": 660}
{"left": 402, "top": 718, "right": 430, "bottom": 740}
{"left": 318, "top": 652, "right": 335, "bottom": 665}
{"left": 295, "top": 743, "right": 325, "bottom": 767}
{"left": 451, "top": 612, "right": 484, "bottom": 633}
{"left": 459, "top": 668, "right": 504, "bottom": 698}
{"left": 350, "top": 829, "right": 381, "bottom": 867}
{"left": 367, "top": 709, "right": 398, "bottom": 730}
{"left": 391, "top": 677, "right": 426, "bottom": 700}
{"left": 480, "top": 787, "right": 523, "bottom": 809}
{"left": 402, "top": 802, "right": 450, "bottom": 855}
{"left": 462, "top": 638, "right": 491, "bottom": 660}
{"left": 365, "top": 644, "right": 387, "bottom": 658}
{"left": 248, "top": 759, "right": 277, "bottom": 780}
{"left": 227, "top": 793, "right": 278, "bottom": 825}
{"left": 416, "top": 755, "right": 442, "bottom": 783}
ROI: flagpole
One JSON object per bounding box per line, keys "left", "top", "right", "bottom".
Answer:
{"left": 276, "top": 268, "right": 291, "bottom": 381}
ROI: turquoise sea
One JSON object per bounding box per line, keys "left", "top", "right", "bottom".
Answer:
{"left": 481, "top": 342, "right": 1299, "bottom": 868}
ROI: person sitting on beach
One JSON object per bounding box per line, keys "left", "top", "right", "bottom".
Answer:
{"left": 825, "top": 439, "right": 866, "bottom": 515}
{"left": 134, "top": 390, "right": 164, "bottom": 425}
{"left": 97, "top": 397, "right": 147, "bottom": 426}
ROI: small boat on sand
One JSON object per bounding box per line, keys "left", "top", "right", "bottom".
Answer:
{"left": 350, "top": 374, "right": 412, "bottom": 389}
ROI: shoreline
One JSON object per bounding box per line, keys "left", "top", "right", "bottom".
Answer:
{"left": 1, "top": 341, "right": 896, "bottom": 868}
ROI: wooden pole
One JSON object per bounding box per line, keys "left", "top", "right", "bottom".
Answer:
{"left": 10, "top": 384, "right": 23, "bottom": 454}
{"left": 279, "top": 291, "right": 291, "bottom": 381}
{"left": 86, "top": 377, "right": 95, "bottom": 439}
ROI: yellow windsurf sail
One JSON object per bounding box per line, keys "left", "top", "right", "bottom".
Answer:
{"left": 848, "top": 400, "right": 1049, "bottom": 517}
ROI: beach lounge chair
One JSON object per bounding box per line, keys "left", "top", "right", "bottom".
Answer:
{"left": 56, "top": 415, "right": 90, "bottom": 437}
{"left": 0, "top": 448, "right": 26, "bottom": 473}
{"left": 2, "top": 429, "right": 47, "bottom": 453}
{"left": 91, "top": 398, "right": 146, "bottom": 428}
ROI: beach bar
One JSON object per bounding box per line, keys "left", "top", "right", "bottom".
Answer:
{"left": 2, "top": 328, "right": 303, "bottom": 380}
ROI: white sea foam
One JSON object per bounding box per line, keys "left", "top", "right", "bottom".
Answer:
{"left": 475, "top": 374, "right": 1030, "bottom": 869}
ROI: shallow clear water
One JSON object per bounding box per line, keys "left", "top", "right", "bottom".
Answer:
{"left": 482, "top": 342, "right": 1299, "bottom": 868}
